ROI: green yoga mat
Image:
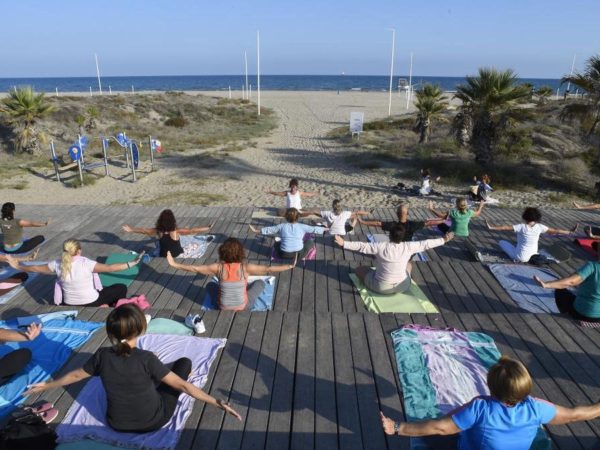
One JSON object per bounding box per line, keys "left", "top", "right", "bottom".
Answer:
{"left": 98, "top": 253, "right": 140, "bottom": 287}
{"left": 349, "top": 273, "right": 438, "bottom": 313}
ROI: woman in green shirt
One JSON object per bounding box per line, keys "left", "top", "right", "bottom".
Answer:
{"left": 0, "top": 203, "right": 50, "bottom": 254}
{"left": 534, "top": 261, "right": 600, "bottom": 323}
{"left": 428, "top": 198, "right": 484, "bottom": 238}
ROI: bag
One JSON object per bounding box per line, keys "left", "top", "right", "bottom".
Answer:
{"left": 0, "top": 410, "right": 57, "bottom": 450}
{"left": 528, "top": 254, "right": 552, "bottom": 266}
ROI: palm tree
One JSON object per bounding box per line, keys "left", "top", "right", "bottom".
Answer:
{"left": 414, "top": 84, "right": 448, "bottom": 143}
{"left": 0, "top": 86, "right": 55, "bottom": 153}
{"left": 454, "top": 68, "right": 531, "bottom": 164}
{"left": 560, "top": 55, "right": 600, "bottom": 138}
{"left": 535, "top": 86, "right": 553, "bottom": 106}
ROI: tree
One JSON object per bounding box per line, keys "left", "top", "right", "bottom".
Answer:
{"left": 0, "top": 86, "right": 55, "bottom": 153}
{"left": 413, "top": 84, "right": 448, "bottom": 143}
{"left": 453, "top": 68, "right": 531, "bottom": 165}
{"left": 560, "top": 55, "right": 600, "bottom": 138}
{"left": 535, "top": 85, "right": 553, "bottom": 106}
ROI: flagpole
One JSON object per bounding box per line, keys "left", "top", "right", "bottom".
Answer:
{"left": 257, "top": 30, "right": 261, "bottom": 116}
{"left": 244, "top": 51, "right": 249, "bottom": 100}
{"left": 387, "top": 28, "right": 395, "bottom": 117}
{"left": 95, "top": 53, "right": 103, "bottom": 95}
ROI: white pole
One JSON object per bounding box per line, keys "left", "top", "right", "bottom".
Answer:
{"left": 249, "top": 84, "right": 252, "bottom": 99}
{"left": 131, "top": 85, "right": 135, "bottom": 94}
{"left": 566, "top": 53, "right": 577, "bottom": 94}
{"left": 556, "top": 88, "right": 560, "bottom": 100}
{"left": 257, "top": 30, "right": 261, "bottom": 116}
{"left": 109, "top": 85, "right": 112, "bottom": 95}
{"left": 387, "top": 28, "right": 395, "bottom": 116}
{"left": 406, "top": 52, "right": 413, "bottom": 110}
{"left": 229, "top": 86, "right": 232, "bottom": 99}
{"left": 89, "top": 86, "right": 93, "bottom": 97}
{"left": 244, "top": 50, "right": 249, "bottom": 100}
{"left": 95, "top": 53, "right": 103, "bottom": 95}
{"left": 55, "top": 87, "right": 58, "bottom": 97}
{"left": 242, "top": 84, "right": 245, "bottom": 99}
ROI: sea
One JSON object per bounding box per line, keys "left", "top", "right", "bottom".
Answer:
{"left": 0, "top": 75, "right": 568, "bottom": 94}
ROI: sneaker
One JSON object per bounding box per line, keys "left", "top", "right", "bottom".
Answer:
{"left": 185, "top": 314, "right": 206, "bottom": 334}
{"left": 144, "top": 314, "right": 152, "bottom": 325}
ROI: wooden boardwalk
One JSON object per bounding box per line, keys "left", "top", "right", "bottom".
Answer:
{"left": 3, "top": 204, "right": 600, "bottom": 449}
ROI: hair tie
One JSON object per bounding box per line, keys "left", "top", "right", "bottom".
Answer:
{"left": 120, "top": 339, "right": 127, "bottom": 343}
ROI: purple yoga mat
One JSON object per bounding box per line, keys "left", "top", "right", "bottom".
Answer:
{"left": 57, "top": 334, "right": 226, "bottom": 450}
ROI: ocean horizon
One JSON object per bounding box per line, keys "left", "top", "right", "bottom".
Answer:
{"left": 0, "top": 74, "right": 570, "bottom": 94}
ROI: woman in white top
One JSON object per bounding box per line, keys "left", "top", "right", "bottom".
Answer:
{"left": 267, "top": 178, "right": 319, "bottom": 216}
{"left": 486, "top": 207, "right": 576, "bottom": 262}
{"left": 336, "top": 224, "right": 453, "bottom": 294}
{"left": 6, "top": 239, "right": 143, "bottom": 306}
{"left": 305, "top": 199, "right": 369, "bottom": 235}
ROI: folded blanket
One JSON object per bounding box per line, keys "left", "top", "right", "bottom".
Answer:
{"left": 391, "top": 324, "right": 549, "bottom": 449}
{"left": 57, "top": 334, "right": 226, "bottom": 450}
{"left": 0, "top": 313, "right": 102, "bottom": 417}
{"left": 202, "top": 276, "right": 276, "bottom": 311}
{"left": 488, "top": 264, "right": 560, "bottom": 313}
{"left": 151, "top": 235, "right": 215, "bottom": 259}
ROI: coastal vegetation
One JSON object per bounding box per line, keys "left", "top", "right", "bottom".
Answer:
{"left": 414, "top": 84, "right": 447, "bottom": 144}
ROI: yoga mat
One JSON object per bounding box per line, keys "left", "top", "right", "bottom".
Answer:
{"left": 488, "top": 264, "right": 560, "bottom": 313}
{"left": 367, "top": 234, "right": 429, "bottom": 262}
{"left": 0, "top": 236, "right": 46, "bottom": 256}
{"left": 349, "top": 273, "right": 438, "bottom": 313}
{"left": 574, "top": 238, "right": 598, "bottom": 257}
{"left": 0, "top": 266, "right": 37, "bottom": 305}
{"left": 391, "top": 324, "right": 550, "bottom": 450}
{"left": 98, "top": 252, "right": 140, "bottom": 287}
{"left": 0, "top": 312, "right": 102, "bottom": 418}
{"left": 57, "top": 334, "right": 226, "bottom": 450}
{"left": 150, "top": 234, "right": 215, "bottom": 259}
{"left": 202, "top": 276, "right": 276, "bottom": 311}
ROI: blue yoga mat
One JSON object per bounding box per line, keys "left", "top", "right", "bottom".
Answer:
{"left": 0, "top": 312, "right": 102, "bottom": 417}
{"left": 201, "top": 276, "right": 276, "bottom": 311}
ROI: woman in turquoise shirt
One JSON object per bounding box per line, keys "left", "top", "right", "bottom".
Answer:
{"left": 428, "top": 198, "right": 485, "bottom": 237}
{"left": 534, "top": 261, "right": 600, "bottom": 323}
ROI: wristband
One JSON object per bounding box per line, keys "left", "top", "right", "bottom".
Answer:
{"left": 126, "top": 262, "right": 131, "bottom": 269}
{"left": 394, "top": 421, "right": 400, "bottom": 434}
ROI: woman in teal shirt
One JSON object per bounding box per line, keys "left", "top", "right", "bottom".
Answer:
{"left": 534, "top": 261, "right": 600, "bottom": 323}
{"left": 428, "top": 198, "right": 484, "bottom": 237}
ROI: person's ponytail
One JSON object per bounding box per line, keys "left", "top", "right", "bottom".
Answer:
{"left": 114, "top": 339, "right": 133, "bottom": 357}
{"left": 60, "top": 239, "right": 81, "bottom": 281}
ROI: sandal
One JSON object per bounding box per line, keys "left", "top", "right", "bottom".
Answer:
{"left": 26, "top": 402, "right": 54, "bottom": 415}
{"left": 38, "top": 407, "right": 59, "bottom": 424}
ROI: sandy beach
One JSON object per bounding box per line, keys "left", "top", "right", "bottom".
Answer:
{"left": 0, "top": 90, "right": 572, "bottom": 210}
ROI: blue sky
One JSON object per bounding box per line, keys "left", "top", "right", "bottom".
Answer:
{"left": 1, "top": 0, "right": 598, "bottom": 78}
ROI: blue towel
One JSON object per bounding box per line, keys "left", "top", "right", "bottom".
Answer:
{"left": 0, "top": 313, "right": 102, "bottom": 417}
{"left": 201, "top": 276, "right": 276, "bottom": 311}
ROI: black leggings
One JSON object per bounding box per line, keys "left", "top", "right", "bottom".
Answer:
{"left": 555, "top": 289, "right": 600, "bottom": 322}
{"left": 0, "top": 348, "right": 32, "bottom": 386}
{"left": 4, "top": 236, "right": 45, "bottom": 254}
{"left": 205, "top": 280, "right": 265, "bottom": 310}
{"left": 275, "top": 238, "right": 315, "bottom": 259}
{"left": 85, "top": 284, "right": 128, "bottom": 307}
{"left": 128, "top": 357, "right": 192, "bottom": 433}
{"left": 437, "top": 223, "right": 451, "bottom": 234}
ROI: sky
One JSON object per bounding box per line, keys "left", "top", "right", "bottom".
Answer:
{"left": 1, "top": 0, "right": 598, "bottom": 78}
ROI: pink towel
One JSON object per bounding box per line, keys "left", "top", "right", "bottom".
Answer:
{"left": 115, "top": 294, "right": 150, "bottom": 310}
{"left": 54, "top": 273, "right": 103, "bottom": 306}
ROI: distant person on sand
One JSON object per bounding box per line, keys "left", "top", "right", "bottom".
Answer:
{"left": 394, "top": 169, "right": 441, "bottom": 196}
{"left": 166, "top": 238, "right": 295, "bottom": 310}
{"left": 122, "top": 209, "right": 214, "bottom": 258}
{"left": 267, "top": 178, "right": 319, "bottom": 216}
{"left": 6, "top": 239, "right": 143, "bottom": 307}
{"left": 470, "top": 174, "right": 494, "bottom": 203}
{"left": 534, "top": 257, "right": 600, "bottom": 324}
{"left": 249, "top": 208, "right": 325, "bottom": 259}
{"left": 380, "top": 355, "right": 600, "bottom": 449}
{"left": 358, "top": 201, "right": 444, "bottom": 241}
{"left": 0, "top": 202, "right": 50, "bottom": 254}
{"left": 303, "top": 199, "right": 369, "bottom": 235}
{"left": 486, "top": 207, "right": 577, "bottom": 262}
{"left": 429, "top": 198, "right": 484, "bottom": 238}
{"left": 336, "top": 224, "right": 453, "bottom": 294}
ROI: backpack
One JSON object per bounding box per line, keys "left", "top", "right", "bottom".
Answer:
{"left": 0, "top": 409, "right": 57, "bottom": 450}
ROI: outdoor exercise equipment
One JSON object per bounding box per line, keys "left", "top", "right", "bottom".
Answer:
{"left": 50, "top": 135, "right": 104, "bottom": 186}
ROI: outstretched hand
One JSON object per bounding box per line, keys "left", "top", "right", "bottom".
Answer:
{"left": 443, "top": 232, "right": 455, "bottom": 242}
{"left": 533, "top": 275, "right": 546, "bottom": 288}
{"left": 45, "top": 218, "right": 52, "bottom": 226}
{"left": 122, "top": 224, "right": 132, "bottom": 233}
{"left": 485, "top": 219, "right": 491, "bottom": 229}
{"left": 248, "top": 224, "right": 259, "bottom": 233}
{"left": 5, "top": 254, "right": 20, "bottom": 270}
{"left": 380, "top": 411, "right": 396, "bottom": 435}
{"left": 428, "top": 200, "right": 434, "bottom": 210}
{"left": 218, "top": 400, "right": 242, "bottom": 421}
{"left": 573, "top": 202, "right": 582, "bottom": 209}
{"left": 24, "top": 323, "right": 42, "bottom": 341}
{"left": 166, "top": 251, "right": 175, "bottom": 266}
{"left": 23, "top": 382, "right": 49, "bottom": 397}
{"left": 134, "top": 251, "right": 146, "bottom": 265}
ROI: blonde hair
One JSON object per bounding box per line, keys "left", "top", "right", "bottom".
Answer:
{"left": 60, "top": 239, "right": 81, "bottom": 281}
{"left": 487, "top": 356, "right": 533, "bottom": 406}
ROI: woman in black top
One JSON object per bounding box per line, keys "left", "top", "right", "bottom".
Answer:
{"left": 24, "top": 304, "right": 241, "bottom": 432}
{"left": 122, "top": 209, "right": 214, "bottom": 258}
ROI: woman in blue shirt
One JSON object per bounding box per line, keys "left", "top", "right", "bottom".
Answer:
{"left": 380, "top": 356, "right": 600, "bottom": 450}
{"left": 249, "top": 208, "right": 325, "bottom": 259}
{"left": 534, "top": 261, "right": 600, "bottom": 323}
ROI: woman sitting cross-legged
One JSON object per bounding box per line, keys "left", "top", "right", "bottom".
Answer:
{"left": 249, "top": 208, "right": 326, "bottom": 260}
{"left": 24, "top": 304, "right": 241, "bottom": 433}
{"left": 167, "top": 238, "right": 296, "bottom": 311}
{"left": 534, "top": 259, "right": 600, "bottom": 323}
{"left": 0, "top": 202, "right": 50, "bottom": 254}
{"left": 336, "top": 224, "right": 453, "bottom": 294}
{"left": 6, "top": 239, "right": 143, "bottom": 307}
{"left": 303, "top": 199, "right": 369, "bottom": 235}
{"left": 429, "top": 198, "right": 484, "bottom": 238}
{"left": 122, "top": 209, "right": 214, "bottom": 258}
{"left": 486, "top": 207, "right": 577, "bottom": 263}
{"left": 380, "top": 355, "right": 600, "bottom": 450}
